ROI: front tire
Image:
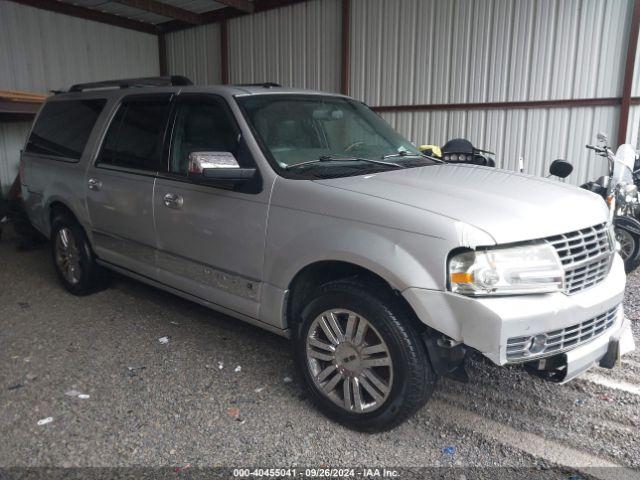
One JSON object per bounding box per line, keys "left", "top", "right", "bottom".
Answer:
{"left": 50, "top": 214, "right": 105, "bottom": 296}
{"left": 293, "top": 279, "right": 436, "bottom": 432}
{"left": 616, "top": 226, "right": 640, "bottom": 273}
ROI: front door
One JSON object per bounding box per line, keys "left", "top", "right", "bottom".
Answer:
{"left": 85, "top": 94, "right": 172, "bottom": 279}
{"left": 153, "top": 94, "right": 269, "bottom": 318}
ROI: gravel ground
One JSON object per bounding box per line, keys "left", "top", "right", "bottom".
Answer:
{"left": 0, "top": 230, "right": 639, "bottom": 477}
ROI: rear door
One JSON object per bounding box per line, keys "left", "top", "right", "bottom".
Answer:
{"left": 20, "top": 98, "right": 107, "bottom": 234}
{"left": 85, "top": 94, "right": 172, "bottom": 279}
{"left": 153, "top": 93, "right": 269, "bottom": 318}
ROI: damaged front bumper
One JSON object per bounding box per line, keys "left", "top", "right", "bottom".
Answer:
{"left": 525, "top": 308, "right": 635, "bottom": 383}
{"left": 403, "top": 254, "right": 634, "bottom": 380}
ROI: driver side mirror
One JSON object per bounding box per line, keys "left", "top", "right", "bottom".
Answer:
{"left": 549, "top": 159, "right": 573, "bottom": 179}
{"left": 187, "top": 151, "right": 256, "bottom": 185}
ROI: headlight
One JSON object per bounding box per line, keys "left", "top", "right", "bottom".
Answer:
{"left": 449, "top": 243, "right": 564, "bottom": 296}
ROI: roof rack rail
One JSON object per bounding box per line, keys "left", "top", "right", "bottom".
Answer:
{"left": 236, "top": 82, "right": 282, "bottom": 88}
{"left": 68, "top": 76, "right": 193, "bottom": 93}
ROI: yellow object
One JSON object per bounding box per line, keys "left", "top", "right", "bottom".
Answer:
{"left": 419, "top": 144, "right": 442, "bottom": 158}
{"left": 450, "top": 272, "right": 473, "bottom": 284}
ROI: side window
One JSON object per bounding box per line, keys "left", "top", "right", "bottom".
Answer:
{"left": 169, "top": 98, "right": 239, "bottom": 175}
{"left": 26, "top": 99, "right": 106, "bottom": 160}
{"left": 99, "top": 96, "right": 171, "bottom": 171}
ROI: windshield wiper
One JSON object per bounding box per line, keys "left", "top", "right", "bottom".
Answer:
{"left": 284, "top": 155, "right": 402, "bottom": 170}
{"left": 382, "top": 151, "right": 445, "bottom": 163}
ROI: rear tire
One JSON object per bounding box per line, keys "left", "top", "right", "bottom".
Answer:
{"left": 292, "top": 279, "right": 436, "bottom": 432}
{"left": 50, "top": 214, "right": 106, "bottom": 296}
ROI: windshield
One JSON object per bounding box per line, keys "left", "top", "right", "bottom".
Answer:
{"left": 612, "top": 144, "right": 636, "bottom": 187}
{"left": 236, "top": 94, "right": 426, "bottom": 177}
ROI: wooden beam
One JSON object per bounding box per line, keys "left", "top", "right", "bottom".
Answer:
{"left": 217, "top": 0, "right": 254, "bottom": 13}
{"left": 111, "top": 0, "right": 202, "bottom": 25}
{"left": 371, "top": 98, "right": 622, "bottom": 114}
{"left": 220, "top": 19, "right": 230, "bottom": 84}
{"left": 4, "top": 0, "right": 158, "bottom": 34}
{"left": 0, "top": 100, "right": 42, "bottom": 116}
{"left": 340, "top": 0, "right": 350, "bottom": 95}
{"left": 617, "top": 0, "right": 640, "bottom": 145}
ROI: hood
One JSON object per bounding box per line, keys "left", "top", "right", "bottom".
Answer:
{"left": 314, "top": 164, "right": 609, "bottom": 244}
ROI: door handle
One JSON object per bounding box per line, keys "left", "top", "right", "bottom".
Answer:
{"left": 163, "top": 193, "right": 184, "bottom": 209}
{"left": 87, "top": 178, "right": 102, "bottom": 191}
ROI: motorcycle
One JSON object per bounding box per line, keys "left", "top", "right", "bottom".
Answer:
{"left": 551, "top": 133, "right": 640, "bottom": 273}
{"left": 419, "top": 138, "right": 496, "bottom": 167}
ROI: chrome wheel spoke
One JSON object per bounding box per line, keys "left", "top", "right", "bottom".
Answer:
{"left": 353, "top": 317, "right": 368, "bottom": 346}
{"left": 318, "top": 316, "right": 339, "bottom": 345}
{"left": 309, "top": 338, "right": 335, "bottom": 352}
{"left": 362, "top": 369, "right": 390, "bottom": 397}
{"left": 359, "top": 375, "right": 384, "bottom": 404}
{"left": 306, "top": 308, "right": 393, "bottom": 414}
{"left": 362, "top": 355, "right": 391, "bottom": 368}
{"left": 316, "top": 364, "right": 337, "bottom": 382}
{"left": 59, "top": 228, "right": 70, "bottom": 249}
{"left": 362, "top": 343, "right": 387, "bottom": 355}
{"left": 344, "top": 313, "right": 357, "bottom": 342}
{"left": 343, "top": 376, "right": 352, "bottom": 410}
{"left": 321, "top": 371, "right": 343, "bottom": 394}
{"left": 307, "top": 348, "right": 335, "bottom": 362}
{"left": 324, "top": 312, "right": 344, "bottom": 342}
{"left": 352, "top": 378, "right": 364, "bottom": 412}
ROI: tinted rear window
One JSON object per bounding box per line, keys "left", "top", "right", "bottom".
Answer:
{"left": 26, "top": 99, "right": 106, "bottom": 160}
{"left": 98, "top": 97, "right": 171, "bottom": 171}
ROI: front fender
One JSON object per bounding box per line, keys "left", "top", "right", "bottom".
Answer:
{"left": 263, "top": 206, "right": 452, "bottom": 293}
{"left": 614, "top": 216, "right": 640, "bottom": 236}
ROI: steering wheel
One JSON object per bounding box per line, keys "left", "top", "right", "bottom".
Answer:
{"left": 344, "top": 141, "right": 365, "bottom": 153}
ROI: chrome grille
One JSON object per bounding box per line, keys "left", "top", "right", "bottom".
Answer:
{"left": 546, "top": 223, "right": 613, "bottom": 294}
{"left": 506, "top": 304, "right": 620, "bottom": 362}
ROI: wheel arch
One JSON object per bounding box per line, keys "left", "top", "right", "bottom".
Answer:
{"left": 283, "top": 259, "right": 419, "bottom": 332}
{"left": 47, "top": 199, "right": 90, "bottom": 242}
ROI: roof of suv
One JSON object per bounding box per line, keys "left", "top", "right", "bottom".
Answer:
{"left": 54, "top": 77, "right": 348, "bottom": 101}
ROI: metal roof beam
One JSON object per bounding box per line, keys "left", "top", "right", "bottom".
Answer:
{"left": 4, "top": 0, "right": 158, "bottom": 34}
{"left": 216, "top": 0, "right": 254, "bottom": 13}
{"left": 111, "top": 0, "right": 202, "bottom": 25}
{"left": 158, "top": 0, "right": 310, "bottom": 32}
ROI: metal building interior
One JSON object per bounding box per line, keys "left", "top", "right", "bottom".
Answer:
{"left": 1, "top": 0, "right": 640, "bottom": 192}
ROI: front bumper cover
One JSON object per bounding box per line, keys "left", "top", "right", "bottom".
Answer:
{"left": 525, "top": 309, "right": 635, "bottom": 383}
{"left": 403, "top": 254, "right": 628, "bottom": 366}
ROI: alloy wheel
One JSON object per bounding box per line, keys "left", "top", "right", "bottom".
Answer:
{"left": 616, "top": 227, "right": 636, "bottom": 261}
{"left": 55, "top": 227, "right": 82, "bottom": 285}
{"left": 305, "top": 309, "right": 393, "bottom": 413}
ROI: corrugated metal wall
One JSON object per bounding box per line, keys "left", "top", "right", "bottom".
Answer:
{"left": 632, "top": 19, "right": 640, "bottom": 150}
{"left": 634, "top": 21, "right": 640, "bottom": 98}
{"left": 351, "top": 0, "right": 634, "bottom": 185}
{"left": 162, "top": 0, "right": 638, "bottom": 186}
{"left": 0, "top": 2, "right": 159, "bottom": 93}
{"left": 351, "top": 0, "right": 631, "bottom": 105}
{"left": 0, "top": 1, "right": 159, "bottom": 194}
{"left": 381, "top": 105, "right": 619, "bottom": 182}
{"left": 3, "top": 0, "right": 637, "bottom": 193}
{"left": 0, "top": 122, "right": 32, "bottom": 195}
{"left": 227, "top": 0, "right": 341, "bottom": 92}
{"left": 630, "top": 105, "right": 640, "bottom": 150}
{"left": 166, "top": 24, "right": 222, "bottom": 85}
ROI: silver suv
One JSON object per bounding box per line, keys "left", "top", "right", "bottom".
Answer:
{"left": 21, "top": 77, "right": 635, "bottom": 431}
